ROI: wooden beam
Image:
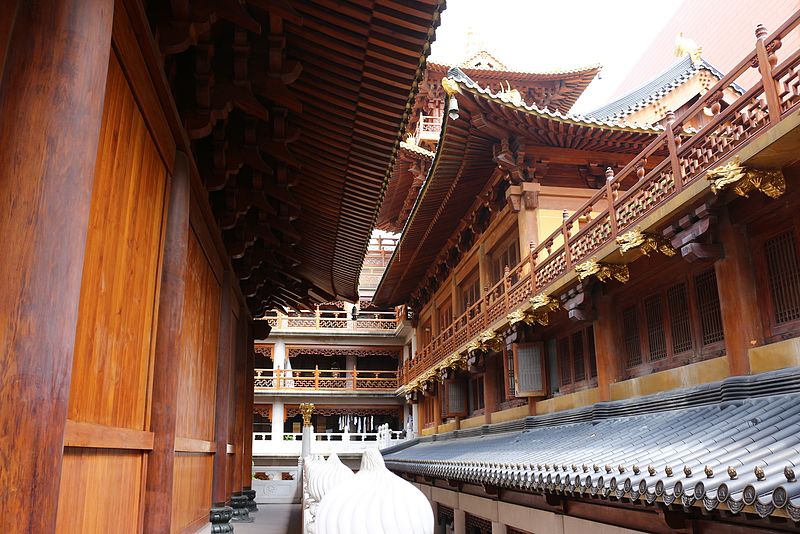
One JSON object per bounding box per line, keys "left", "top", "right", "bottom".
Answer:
{"left": 143, "top": 151, "right": 192, "bottom": 533}
{"left": 64, "top": 421, "right": 154, "bottom": 450}
{"left": 0, "top": 1, "right": 112, "bottom": 531}
{"left": 593, "top": 292, "right": 620, "bottom": 402}
{"left": 173, "top": 437, "right": 216, "bottom": 454}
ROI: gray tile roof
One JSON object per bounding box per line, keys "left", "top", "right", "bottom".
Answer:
{"left": 384, "top": 367, "right": 800, "bottom": 522}
{"left": 586, "top": 55, "right": 745, "bottom": 122}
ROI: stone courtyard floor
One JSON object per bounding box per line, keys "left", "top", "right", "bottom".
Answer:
{"left": 197, "top": 504, "right": 302, "bottom": 534}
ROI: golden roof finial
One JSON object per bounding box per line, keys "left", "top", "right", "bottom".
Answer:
{"left": 675, "top": 32, "right": 702, "bottom": 64}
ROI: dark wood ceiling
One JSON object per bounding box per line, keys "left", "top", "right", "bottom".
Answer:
{"left": 146, "top": 0, "right": 444, "bottom": 314}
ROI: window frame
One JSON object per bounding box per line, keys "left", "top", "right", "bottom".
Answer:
{"left": 512, "top": 342, "right": 548, "bottom": 397}
{"left": 555, "top": 325, "right": 598, "bottom": 393}
{"left": 751, "top": 222, "right": 800, "bottom": 341}
{"left": 618, "top": 265, "right": 725, "bottom": 378}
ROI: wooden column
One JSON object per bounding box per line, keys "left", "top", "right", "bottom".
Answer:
{"left": 143, "top": 151, "right": 191, "bottom": 533}
{"left": 230, "top": 314, "right": 252, "bottom": 521}
{"left": 211, "top": 272, "right": 234, "bottom": 507}
{"left": 594, "top": 293, "right": 621, "bottom": 401}
{"left": 715, "top": 210, "right": 763, "bottom": 376}
{"left": 0, "top": 1, "right": 112, "bottom": 531}
{"left": 242, "top": 318, "right": 256, "bottom": 497}
{"left": 433, "top": 386, "right": 442, "bottom": 431}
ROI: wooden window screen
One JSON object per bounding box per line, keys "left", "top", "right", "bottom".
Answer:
{"left": 437, "top": 505, "right": 454, "bottom": 526}
{"left": 445, "top": 379, "right": 468, "bottom": 417}
{"left": 587, "top": 325, "right": 597, "bottom": 378}
{"left": 558, "top": 337, "right": 571, "bottom": 385}
{"left": 508, "top": 528, "right": 534, "bottom": 534}
{"left": 470, "top": 375, "right": 485, "bottom": 411}
{"left": 506, "top": 346, "right": 516, "bottom": 397}
{"left": 644, "top": 294, "right": 667, "bottom": 361}
{"left": 492, "top": 237, "right": 520, "bottom": 284}
{"left": 694, "top": 268, "right": 724, "bottom": 345}
{"left": 512, "top": 342, "right": 547, "bottom": 396}
{"left": 667, "top": 282, "right": 693, "bottom": 354}
{"left": 465, "top": 513, "right": 492, "bottom": 534}
{"left": 622, "top": 305, "right": 642, "bottom": 367}
{"left": 571, "top": 331, "right": 586, "bottom": 381}
{"left": 461, "top": 274, "right": 481, "bottom": 314}
{"left": 764, "top": 229, "right": 800, "bottom": 325}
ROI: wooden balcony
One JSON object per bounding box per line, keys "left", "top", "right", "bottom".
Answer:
{"left": 254, "top": 368, "right": 399, "bottom": 391}
{"left": 401, "top": 16, "right": 800, "bottom": 387}
{"left": 414, "top": 114, "right": 442, "bottom": 143}
{"left": 261, "top": 308, "right": 400, "bottom": 334}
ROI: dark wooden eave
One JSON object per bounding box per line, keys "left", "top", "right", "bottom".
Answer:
{"left": 375, "top": 141, "right": 434, "bottom": 233}
{"left": 373, "top": 69, "right": 662, "bottom": 308}
{"left": 147, "top": 0, "right": 445, "bottom": 315}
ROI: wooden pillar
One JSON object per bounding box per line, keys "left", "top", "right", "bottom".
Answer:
{"left": 715, "top": 210, "right": 763, "bottom": 376}
{"left": 594, "top": 293, "right": 621, "bottom": 401}
{"left": 517, "top": 182, "right": 540, "bottom": 261}
{"left": 433, "top": 386, "right": 442, "bottom": 432}
{"left": 454, "top": 509, "right": 466, "bottom": 534}
{"left": 478, "top": 244, "right": 490, "bottom": 294}
{"left": 143, "top": 152, "right": 191, "bottom": 533}
{"left": 230, "top": 315, "right": 253, "bottom": 521}
{"left": 211, "top": 273, "right": 234, "bottom": 507}
{"left": 0, "top": 1, "right": 112, "bottom": 531}
{"left": 242, "top": 318, "right": 256, "bottom": 501}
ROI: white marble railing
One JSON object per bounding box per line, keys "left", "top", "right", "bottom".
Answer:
{"left": 253, "top": 429, "right": 406, "bottom": 456}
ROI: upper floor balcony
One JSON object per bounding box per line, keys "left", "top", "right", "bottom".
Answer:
{"left": 261, "top": 307, "right": 400, "bottom": 335}
{"left": 414, "top": 114, "right": 442, "bottom": 144}
{"left": 255, "top": 368, "right": 399, "bottom": 392}
{"left": 401, "top": 18, "right": 800, "bottom": 387}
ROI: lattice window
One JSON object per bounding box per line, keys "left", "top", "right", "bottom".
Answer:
{"left": 644, "top": 294, "right": 667, "bottom": 361}
{"left": 507, "top": 346, "right": 516, "bottom": 397}
{"left": 437, "top": 504, "right": 454, "bottom": 526}
{"left": 508, "top": 528, "right": 534, "bottom": 534}
{"left": 764, "top": 230, "right": 800, "bottom": 325}
{"left": 558, "top": 337, "right": 571, "bottom": 385}
{"left": 695, "top": 268, "right": 724, "bottom": 345}
{"left": 667, "top": 282, "right": 693, "bottom": 354}
{"left": 587, "top": 325, "right": 597, "bottom": 378}
{"left": 465, "top": 513, "right": 492, "bottom": 534}
{"left": 623, "top": 305, "right": 642, "bottom": 367}
{"left": 572, "top": 331, "right": 585, "bottom": 381}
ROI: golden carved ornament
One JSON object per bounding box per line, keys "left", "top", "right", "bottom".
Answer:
{"left": 507, "top": 307, "right": 551, "bottom": 327}
{"left": 299, "top": 403, "right": 314, "bottom": 426}
{"left": 466, "top": 329, "right": 503, "bottom": 354}
{"left": 575, "top": 259, "right": 629, "bottom": 283}
{"left": 441, "top": 77, "right": 460, "bottom": 96}
{"left": 616, "top": 226, "right": 676, "bottom": 257}
{"left": 706, "top": 157, "right": 786, "bottom": 198}
{"left": 530, "top": 293, "right": 560, "bottom": 312}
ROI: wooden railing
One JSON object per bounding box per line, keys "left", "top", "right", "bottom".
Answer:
{"left": 401, "top": 14, "right": 800, "bottom": 386}
{"left": 254, "top": 368, "right": 399, "bottom": 391}
{"left": 261, "top": 308, "right": 400, "bottom": 333}
{"left": 415, "top": 114, "right": 442, "bottom": 142}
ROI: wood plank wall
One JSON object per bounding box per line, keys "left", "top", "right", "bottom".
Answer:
{"left": 171, "top": 226, "right": 222, "bottom": 533}
{"left": 56, "top": 52, "right": 168, "bottom": 534}
{"left": 44, "top": 5, "right": 253, "bottom": 531}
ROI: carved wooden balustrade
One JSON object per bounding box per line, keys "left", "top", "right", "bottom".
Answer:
{"left": 261, "top": 308, "right": 400, "bottom": 334}
{"left": 400, "top": 15, "right": 800, "bottom": 386}
{"left": 415, "top": 114, "right": 443, "bottom": 143}
{"left": 254, "top": 368, "right": 399, "bottom": 391}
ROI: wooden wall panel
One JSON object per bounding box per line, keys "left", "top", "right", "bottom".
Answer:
{"left": 55, "top": 448, "right": 144, "bottom": 533}
{"left": 69, "top": 52, "right": 168, "bottom": 430}
{"left": 171, "top": 453, "right": 214, "bottom": 534}
{"left": 175, "top": 227, "right": 221, "bottom": 441}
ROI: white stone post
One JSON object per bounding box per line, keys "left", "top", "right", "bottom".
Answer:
{"left": 271, "top": 400, "right": 284, "bottom": 442}
{"left": 273, "top": 338, "right": 286, "bottom": 370}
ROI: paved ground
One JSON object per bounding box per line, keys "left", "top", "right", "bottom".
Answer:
{"left": 197, "top": 504, "right": 302, "bottom": 534}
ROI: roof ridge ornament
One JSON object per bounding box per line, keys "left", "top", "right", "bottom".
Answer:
{"left": 674, "top": 33, "right": 703, "bottom": 65}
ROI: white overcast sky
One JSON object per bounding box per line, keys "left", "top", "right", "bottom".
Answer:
{"left": 428, "top": 0, "right": 684, "bottom": 113}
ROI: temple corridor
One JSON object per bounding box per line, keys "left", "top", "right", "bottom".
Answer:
{"left": 198, "top": 505, "right": 301, "bottom": 534}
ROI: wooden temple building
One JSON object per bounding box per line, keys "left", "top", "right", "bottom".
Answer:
{"left": 375, "top": 9, "right": 800, "bottom": 534}
{"left": 0, "top": 1, "right": 443, "bottom": 533}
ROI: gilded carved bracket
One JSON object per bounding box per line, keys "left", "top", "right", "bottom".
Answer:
{"left": 616, "top": 226, "right": 677, "bottom": 257}
{"left": 706, "top": 157, "right": 786, "bottom": 199}
{"left": 575, "top": 259, "right": 629, "bottom": 284}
